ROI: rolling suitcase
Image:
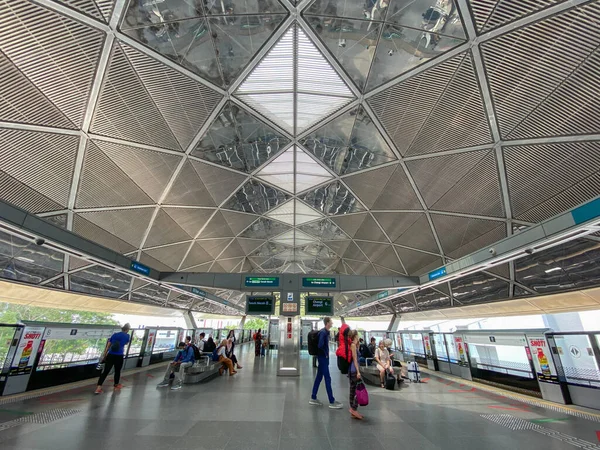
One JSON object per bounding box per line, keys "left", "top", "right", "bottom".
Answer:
{"left": 385, "top": 371, "right": 396, "bottom": 390}
{"left": 407, "top": 361, "right": 421, "bottom": 383}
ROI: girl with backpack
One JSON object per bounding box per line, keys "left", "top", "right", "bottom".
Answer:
{"left": 348, "top": 330, "right": 364, "bottom": 420}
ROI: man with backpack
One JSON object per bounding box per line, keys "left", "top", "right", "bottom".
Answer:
{"left": 157, "top": 341, "right": 195, "bottom": 390}
{"left": 186, "top": 335, "right": 202, "bottom": 361}
{"left": 95, "top": 323, "right": 131, "bottom": 394}
{"left": 310, "top": 317, "right": 342, "bottom": 409}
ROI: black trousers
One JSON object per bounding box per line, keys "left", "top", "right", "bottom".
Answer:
{"left": 98, "top": 353, "right": 124, "bottom": 386}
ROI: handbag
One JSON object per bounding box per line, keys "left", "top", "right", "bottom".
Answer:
{"left": 355, "top": 380, "right": 369, "bottom": 406}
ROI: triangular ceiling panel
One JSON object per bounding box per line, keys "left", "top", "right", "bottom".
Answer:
{"left": 469, "top": 0, "right": 560, "bottom": 33}
{"left": 301, "top": 106, "right": 397, "bottom": 175}
{"left": 198, "top": 238, "right": 232, "bottom": 259}
{"left": 236, "top": 238, "right": 266, "bottom": 255}
{"left": 394, "top": 246, "right": 443, "bottom": 276}
{"left": 144, "top": 241, "right": 191, "bottom": 270}
{"left": 407, "top": 149, "right": 504, "bottom": 217}
{"left": 430, "top": 214, "right": 506, "bottom": 259}
{"left": 344, "top": 165, "right": 397, "bottom": 208}
{"left": 267, "top": 199, "right": 324, "bottom": 226}
{"left": 331, "top": 213, "right": 368, "bottom": 238}
{"left": 236, "top": 24, "right": 354, "bottom": 134}
{"left": 218, "top": 240, "right": 246, "bottom": 260}
{"left": 55, "top": 0, "right": 115, "bottom": 23}
{"left": 79, "top": 208, "right": 155, "bottom": 249}
{"left": 221, "top": 211, "right": 261, "bottom": 236}
{"left": 191, "top": 101, "right": 291, "bottom": 173}
{"left": 189, "top": 160, "right": 247, "bottom": 206}
{"left": 368, "top": 52, "right": 492, "bottom": 156}
{"left": 223, "top": 180, "right": 290, "bottom": 215}
{"left": 91, "top": 43, "right": 181, "bottom": 150}
{"left": 298, "top": 219, "right": 348, "bottom": 240}
{"left": 72, "top": 214, "right": 136, "bottom": 254}
{"left": 163, "top": 207, "right": 216, "bottom": 238}
{"left": 181, "top": 243, "right": 213, "bottom": 269}
{"left": 198, "top": 211, "right": 235, "bottom": 239}
{"left": 144, "top": 209, "right": 192, "bottom": 248}
{"left": 374, "top": 212, "right": 439, "bottom": 253}
{"left": 239, "top": 217, "right": 291, "bottom": 240}
{"left": 76, "top": 141, "right": 154, "bottom": 208}
{"left": 92, "top": 140, "right": 181, "bottom": 202}
{"left": 299, "top": 181, "right": 366, "bottom": 215}
{"left": 343, "top": 241, "right": 368, "bottom": 262}
{"left": 163, "top": 160, "right": 216, "bottom": 207}
{"left": 218, "top": 257, "right": 245, "bottom": 273}
{"left": 0, "top": 0, "right": 104, "bottom": 127}
{"left": 354, "top": 214, "right": 388, "bottom": 243}
{"left": 0, "top": 129, "right": 78, "bottom": 209}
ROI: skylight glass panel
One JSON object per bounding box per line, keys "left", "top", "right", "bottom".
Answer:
{"left": 266, "top": 200, "right": 296, "bottom": 225}
{"left": 238, "top": 93, "right": 295, "bottom": 133}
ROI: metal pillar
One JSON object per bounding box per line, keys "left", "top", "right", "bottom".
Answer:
{"left": 239, "top": 315, "right": 247, "bottom": 329}
{"left": 277, "top": 289, "right": 301, "bottom": 377}
{"left": 184, "top": 311, "right": 197, "bottom": 329}
{"left": 387, "top": 314, "right": 401, "bottom": 332}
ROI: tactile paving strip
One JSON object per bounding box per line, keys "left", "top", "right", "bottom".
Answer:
{"left": 482, "top": 414, "right": 600, "bottom": 449}
{"left": 0, "top": 408, "right": 80, "bottom": 432}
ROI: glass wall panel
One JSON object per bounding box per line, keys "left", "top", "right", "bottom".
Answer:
{"left": 433, "top": 333, "right": 448, "bottom": 361}
{"left": 402, "top": 333, "right": 425, "bottom": 356}
{"left": 446, "top": 334, "right": 459, "bottom": 363}
{"left": 467, "top": 343, "right": 532, "bottom": 378}
{"left": 37, "top": 336, "right": 107, "bottom": 370}
{"left": 127, "top": 330, "right": 146, "bottom": 358}
{"left": 0, "top": 326, "right": 18, "bottom": 371}
{"left": 554, "top": 334, "right": 600, "bottom": 387}
{"left": 152, "top": 329, "right": 179, "bottom": 354}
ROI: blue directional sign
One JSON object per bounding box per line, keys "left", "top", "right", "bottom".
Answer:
{"left": 428, "top": 267, "right": 447, "bottom": 281}
{"left": 571, "top": 197, "right": 600, "bottom": 225}
{"left": 130, "top": 261, "right": 150, "bottom": 276}
{"left": 191, "top": 287, "right": 206, "bottom": 297}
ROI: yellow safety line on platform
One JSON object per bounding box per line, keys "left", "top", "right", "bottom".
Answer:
{"left": 420, "top": 367, "right": 600, "bottom": 422}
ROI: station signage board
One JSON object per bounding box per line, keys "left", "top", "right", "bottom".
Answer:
{"left": 191, "top": 287, "right": 206, "bottom": 298}
{"left": 302, "top": 277, "right": 336, "bottom": 288}
{"left": 130, "top": 261, "right": 151, "bottom": 276}
{"left": 245, "top": 276, "right": 279, "bottom": 288}
{"left": 306, "top": 296, "right": 333, "bottom": 315}
{"left": 428, "top": 267, "right": 446, "bottom": 281}
{"left": 246, "top": 295, "right": 275, "bottom": 315}
{"left": 377, "top": 291, "right": 389, "bottom": 299}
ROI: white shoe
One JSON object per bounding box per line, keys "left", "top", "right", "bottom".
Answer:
{"left": 157, "top": 381, "right": 170, "bottom": 388}
{"left": 329, "top": 401, "right": 343, "bottom": 409}
{"left": 309, "top": 398, "right": 323, "bottom": 406}
{"left": 171, "top": 384, "right": 183, "bottom": 390}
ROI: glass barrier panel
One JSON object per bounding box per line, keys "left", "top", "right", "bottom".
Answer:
{"left": 433, "top": 333, "right": 449, "bottom": 361}
{"left": 37, "top": 336, "right": 107, "bottom": 370}
{"left": 0, "top": 326, "right": 18, "bottom": 371}
{"left": 446, "top": 334, "right": 459, "bottom": 363}
{"left": 127, "top": 330, "right": 145, "bottom": 358}
{"left": 152, "top": 329, "right": 178, "bottom": 354}
{"left": 554, "top": 334, "right": 600, "bottom": 387}
{"left": 467, "top": 343, "right": 533, "bottom": 378}
{"left": 402, "top": 333, "right": 425, "bottom": 356}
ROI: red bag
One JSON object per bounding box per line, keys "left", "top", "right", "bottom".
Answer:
{"left": 356, "top": 380, "right": 369, "bottom": 406}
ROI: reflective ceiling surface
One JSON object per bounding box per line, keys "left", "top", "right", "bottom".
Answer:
{"left": 0, "top": 0, "right": 599, "bottom": 315}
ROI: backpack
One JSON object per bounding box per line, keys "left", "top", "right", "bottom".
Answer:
{"left": 307, "top": 329, "right": 320, "bottom": 356}
{"left": 335, "top": 325, "right": 351, "bottom": 374}
{"left": 191, "top": 344, "right": 201, "bottom": 360}
{"left": 359, "top": 343, "right": 372, "bottom": 359}
{"left": 212, "top": 347, "right": 221, "bottom": 362}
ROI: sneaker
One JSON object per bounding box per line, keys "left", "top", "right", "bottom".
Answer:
{"left": 157, "top": 381, "right": 170, "bottom": 388}
{"left": 171, "top": 384, "right": 183, "bottom": 390}
{"left": 309, "top": 398, "right": 323, "bottom": 406}
{"left": 329, "top": 401, "right": 343, "bottom": 409}
{"left": 94, "top": 386, "right": 103, "bottom": 395}
{"left": 114, "top": 384, "right": 123, "bottom": 390}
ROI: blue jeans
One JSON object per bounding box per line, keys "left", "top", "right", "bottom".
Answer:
{"left": 312, "top": 355, "right": 335, "bottom": 403}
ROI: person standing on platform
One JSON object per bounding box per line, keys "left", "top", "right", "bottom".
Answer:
{"left": 348, "top": 330, "right": 364, "bottom": 419}
{"left": 95, "top": 323, "right": 131, "bottom": 394}
{"left": 310, "top": 317, "right": 343, "bottom": 409}
{"left": 254, "top": 328, "right": 262, "bottom": 357}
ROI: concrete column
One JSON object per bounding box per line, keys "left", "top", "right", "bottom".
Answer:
{"left": 388, "top": 314, "right": 401, "bottom": 332}
{"left": 184, "top": 311, "right": 197, "bottom": 329}
{"left": 239, "top": 315, "right": 247, "bottom": 329}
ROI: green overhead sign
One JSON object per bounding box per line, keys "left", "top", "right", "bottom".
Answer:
{"left": 245, "top": 276, "right": 279, "bottom": 287}
{"left": 302, "top": 277, "right": 336, "bottom": 288}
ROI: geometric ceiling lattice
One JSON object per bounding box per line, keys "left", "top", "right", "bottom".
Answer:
{"left": 482, "top": 2, "right": 600, "bottom": 139}
{"left": 257, "top": 146, "right": 334, "bottom": 194}
{"left": 299, "top": 181, "right": 366, "bottom": 215}
{"left": 223, "top": 180, "right": 291, "bottom": 215}
{"left": 191, "top": 101, "right": 291, "bottom": 173}
{"left": 469, "top": 0, "right": 562, "bottom": 33}
{"left": 300, "top": 106, "right": 397, "bottom": 175}
{"left": 368, "top": 51, "right": 493, "bottom": 156}
{"left": 236, "top": 24, "right": 355, "bottom": 134}
{"left": 305, "top": 0, "right": 467, "bottom": 92}
{"left": 121, "top": 2, "right": 288, "bottom": 88}
{"left": 54, "top": 0, "right": 115, "bottom": 23}
{"left": 266, "top": 199, "right": 324, "bottom": 226}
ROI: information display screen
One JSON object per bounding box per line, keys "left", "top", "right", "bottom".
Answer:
{"left": 306, "top": 296, "right": 333, "bottom": 315}
{"left": 302, "top": 277, "right": 336, "bottom": 288}
{"left": 246, "top": 295, "right": 275, "bottom": 315}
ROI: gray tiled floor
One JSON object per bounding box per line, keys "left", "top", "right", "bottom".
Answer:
{"left": 1, "top": 343, "right": 600, "bottom": 449}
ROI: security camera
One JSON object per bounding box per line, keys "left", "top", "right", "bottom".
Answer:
{"left": 525, "top": 248, "right": 534, "bottom": 255}
{"left": 34, "top": 238, "right": 45, "bottom": 246}
{"left": 488, "top": 248, "right": 496, "bottom": 255}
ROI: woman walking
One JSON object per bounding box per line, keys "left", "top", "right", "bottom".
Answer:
{"left": 254, "top": 329, "right": 262, "bottom": 357}
{"left": 348, "top": 330, "right": 364, "bottom": 420}
{"left": 226, "top": 330, "right": 242, "bottom": 369}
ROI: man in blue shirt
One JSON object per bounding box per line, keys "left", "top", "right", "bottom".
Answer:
{"left": 95, "top": 323, "right": 131, "bottom": 394}
{"left": 157, "top": 341, "right": 195, "bottom": 390}
{"left": 310, "top": 317, "right": 342, "bottom": 409}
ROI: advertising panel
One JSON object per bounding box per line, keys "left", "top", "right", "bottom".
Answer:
{"left": 455, "top": 336, "right": 467, "bottom": 365}
{"left": 527, "top": 336, "right": 559, "bottom": 384}
{"left": 10, "top": 326, "right": 44, "bottom": 376}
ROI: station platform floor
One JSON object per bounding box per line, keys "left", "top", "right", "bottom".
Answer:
{"left": 1, "top": 344, "right": 599, "bottom": 450}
